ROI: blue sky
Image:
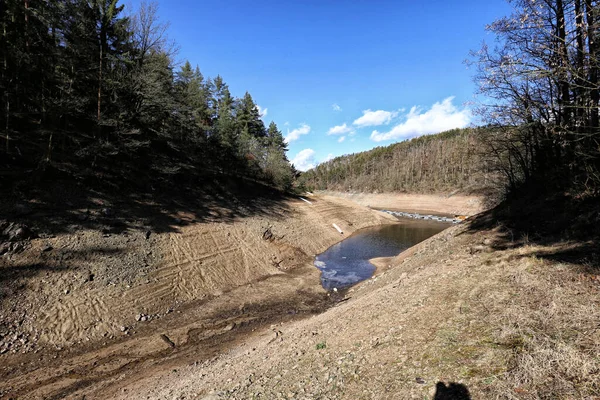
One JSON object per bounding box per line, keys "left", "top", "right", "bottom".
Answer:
{"left": 124, "top": 0, "right": 513, "bottom": 171}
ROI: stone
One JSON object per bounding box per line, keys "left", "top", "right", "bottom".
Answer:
{"left": 12, "top": 226, "right": 34, "bottom": 241}
{"left": 0, "top": 242, "right": 10, "bottom": 255}
{"left": 11, "top": 242, "right": 24, "bottom": 253}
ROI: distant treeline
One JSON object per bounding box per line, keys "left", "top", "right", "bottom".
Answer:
{"left": 0, "top": 1, "right": 294, "bottom": 190}
{"left": 299, "top": 128, "right": 497, "bottom": 194}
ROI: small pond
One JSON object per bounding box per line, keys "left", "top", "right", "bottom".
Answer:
{"left": 314, "top": 220, "right": 449, "bottom": 290}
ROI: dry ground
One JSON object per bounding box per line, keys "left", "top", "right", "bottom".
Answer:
{"left": 0, "top": 193, "right": 395, "bottom": 399}
{"left": 1, "top": 192, "right": 599, "bottom": 399}
{"left": 112, "top": 221, "right": 600, "bottom": 400}
{"left": 319, "top": 191, "right": 485, "bottom": 216}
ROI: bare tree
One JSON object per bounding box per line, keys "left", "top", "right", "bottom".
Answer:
{"left": 471, "top": 0, "right": 600, "bottom": 193}
{"left": 130, "top": 1, "right": 175, "bottom": 65}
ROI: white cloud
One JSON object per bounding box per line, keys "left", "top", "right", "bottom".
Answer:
{"left": 327, "top": 123, "right": 354, "bottom": 136}
{"left": 332, "top": 103, "right": 342, "bottom": 112}
{"left": 285, "top": 123, "right": 311, "bottom": 143}
{"left": 291, "top": 148, "right": 317, "bottom": 171}
{"left": 370, "top": 97, "right": 471, "bottom": 142}
{"left": 323, "top": 153, "right": 335, "bottom": 163}
{"left": 256, "top": 105, "right": 268, "bottom": 118}
{"left": 353, "top": 109, "right": 398, "bottom": 127}
{"left": 338, "top": 136, "right": 346, "bottom": 143}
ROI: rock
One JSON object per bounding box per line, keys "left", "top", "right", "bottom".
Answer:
{"left": 0, "top": 242, "right": 10, "bottom": 255}
{"left": 141, "top": 315, "right": 148, "bottom": 322}
{"left": 160, "top": 334, "right": 176, "bottom": 348}
{"left": 469, "top": 245, "right": 486, "bottom": 255}
{"left": 1, "top": 222, "right": 14, "bottom": 237}
{"left": 2, "top": 223, "right": 35, "bottom": 242}
{"left": 12, "top": 226, "right": 35, "bottom": 241}
{"left": 42, "top": 245, "right": 53, "bottom": 252}
{"left": 11, "top": 242, "right": 24, "bottom": 253}
{"left": 145, "top": 230, "right": 151, "bottom": 240}
{"left": 136, "top": 314, "right": 142, "bottom": 321}
{"left": 223, "top": 323, "right": 235, "bottom": 331}
{"left": 415, "top": 377, "right": 426, "bottom": 384}
{"left": 120, "top": 326, "right": 128, "bottom": 332}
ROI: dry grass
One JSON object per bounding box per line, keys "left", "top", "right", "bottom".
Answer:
{"left": 50, "top": 222, "right": 598, "bottom": 400}
{"left": 478, "top": 247, "right": 600, "bottom": 399}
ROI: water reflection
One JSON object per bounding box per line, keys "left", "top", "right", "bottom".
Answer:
{"left": 315, "top": 220, "right": 448, "bottom": 290}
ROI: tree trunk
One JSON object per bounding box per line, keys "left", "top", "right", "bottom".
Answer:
{"left": 2, "top": 6, "right": 8, "bottom": 154}
{"left": 98, "top": 29, "right": 103, "bottom": 124}
{"left": 555, "top": 0, "right": 572, "bottom": 130}
{"left": 574, "top": 0, "right": 585, "bottom": 128}
{"left": 24, "top": 0, "right": 28, "bottom": 50}
{"left": 585, "top": 0, "right": 599, "bottom": 129}
{"left": 4, "top": 95, "right": 8, "bottom": 155}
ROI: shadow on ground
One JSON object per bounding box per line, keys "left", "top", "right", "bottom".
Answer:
{"left": 433, "top": 382, "right": 471, "bottom": 400}
{"left": 0, "top": 159, "right": 296, "bottom": 345}
{"left": 465, "top": 192, "right": 600, "bottom": 270}
{"left": 0, "top": 161, "right": 292, "bottom": 237}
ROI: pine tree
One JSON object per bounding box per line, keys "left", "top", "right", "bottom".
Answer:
{"left": 267, "top": 121, "right": 287, "bottom": 154}
{"left": 175, "top": 61, "right": 211, "bottom": 141}
{"left": 235, "top": 92, "right": 266, "bottom": 138}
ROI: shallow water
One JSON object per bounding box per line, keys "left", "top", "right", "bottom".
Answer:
{"left": 314, "top": 220, "right": 449, "bottom": 290}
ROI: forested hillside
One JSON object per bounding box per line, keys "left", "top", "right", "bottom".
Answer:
{"left": 299, "top": 128, "right": 495, "bottom": 194}
{"left": 0, "top": 0, "right": 293, "bottom": 192}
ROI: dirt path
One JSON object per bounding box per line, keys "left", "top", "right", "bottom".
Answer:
{"left": 0, "top": 194, "right": 395, "bottom": 399}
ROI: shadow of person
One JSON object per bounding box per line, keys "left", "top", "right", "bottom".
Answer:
{"left": 433, "top": 381, "right": 471, "bottom": 400}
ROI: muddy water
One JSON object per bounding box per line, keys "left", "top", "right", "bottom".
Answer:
{"left": 315, "top": 220, "right": 449, "bottom": 290}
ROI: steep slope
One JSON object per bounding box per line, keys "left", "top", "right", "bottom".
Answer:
{"left": 105, "top": 220, "right": 599, "bottom": 400}
{"left": 0, "top": 194, "right": 396, "bottom": 399}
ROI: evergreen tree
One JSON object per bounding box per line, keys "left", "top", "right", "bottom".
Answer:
{"left": 0, "top": 0, "right": 296, "bottom": 192}
{"left": 235, "top": 92, "right": 266, "bottom": 138}
{"left": 175, "top": 61, "right": 210, "bottom": 141}
{"left": 267, "top": 121, "right": 287, "bottom": 154}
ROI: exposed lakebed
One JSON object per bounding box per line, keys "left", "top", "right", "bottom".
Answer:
{"left": 315, "top": 219, "right": 449, "bottom": 290}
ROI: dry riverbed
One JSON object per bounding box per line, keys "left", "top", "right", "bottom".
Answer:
{"left": 0, "top": 193, "right": 395, "bottom": 399}
{"left": 2, "top": 192, "right": 598, "bottom": 399}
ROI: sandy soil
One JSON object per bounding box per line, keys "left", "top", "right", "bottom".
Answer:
{"left": 105, "top": 223, "right": 600, "bottom": 400}
{"left": 2, "top": 192, "right": 598, "bottom": 400}
{"left": 320, "top": 191, "right": 485, "bottom": 216}
{"left": 0, "top": 194, "right": 395, "bottom": 399}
